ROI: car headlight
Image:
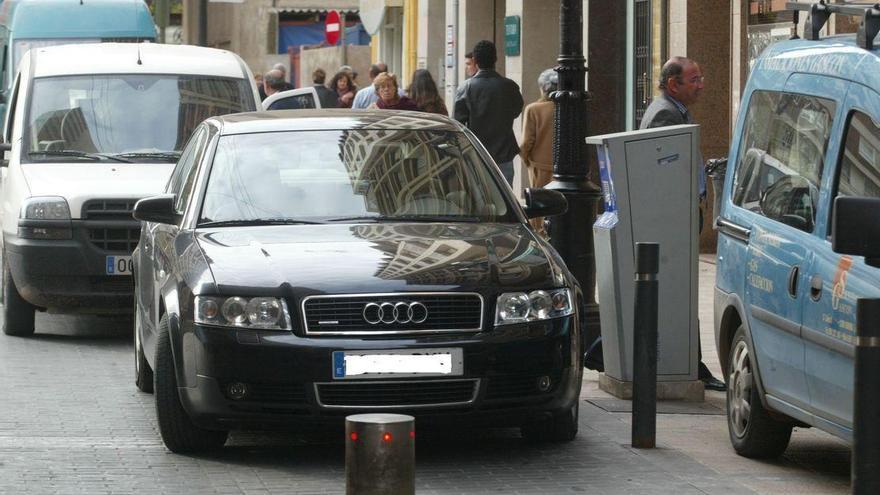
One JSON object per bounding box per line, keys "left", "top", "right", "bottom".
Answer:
{"left": 195, "top": 296, "right": 291, "bottom": 330}
{"left": 18, "top": 197, "right": 72, "bottom": 240}
{"left": 494, "top": 288, "right": 573, "bottom": 326}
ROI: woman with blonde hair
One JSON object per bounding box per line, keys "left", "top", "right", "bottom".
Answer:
{"left": 520, "top": 68, "right": 558, "bottom": 231}
{"left": 368, "top": 72, "right": 420, "bottom": 111}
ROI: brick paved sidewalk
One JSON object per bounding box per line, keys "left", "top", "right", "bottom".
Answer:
{"left": 0, "top": 257, "right": 851, "bottom": 494}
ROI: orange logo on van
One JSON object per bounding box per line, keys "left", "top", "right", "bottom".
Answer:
{"left": 832, "top": 256, "right": 853, "bottom": 311}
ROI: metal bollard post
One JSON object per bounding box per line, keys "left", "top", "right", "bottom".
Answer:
{"left": 632, "top": 242, "right": 659, "bottom": 449}
{"left": 345, "top": 413, "right": 415, "bottom": 495}
{"left": 853, "top": 299, "right": 880, "bottom": 494}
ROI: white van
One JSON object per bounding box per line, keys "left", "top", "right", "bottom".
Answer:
{"left": 0, "top": 43, "right": 260, "bottom": 336}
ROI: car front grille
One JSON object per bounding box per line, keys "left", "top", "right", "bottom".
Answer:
{"left": 302, "top": 293, "right": 483, "bottom": 335}
{"left": 315, "top": 379, "right": 478, "bottom": 408}
{"left": 88, "top": 276, "right": 134, "bottom": 293}
{"left": 82, "top": 199, "right": 140, "bottom": 253}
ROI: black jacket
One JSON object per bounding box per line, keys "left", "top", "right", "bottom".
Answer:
{"left": 453, "top": 69, "right": 524, "bottom": 164}
{"left": 314, "top": 85, "right": 338, "bottom": 109}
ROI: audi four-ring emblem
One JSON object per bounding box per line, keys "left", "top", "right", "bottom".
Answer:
{"left": 362, "top": 301, "right": 428, "bottom": 324}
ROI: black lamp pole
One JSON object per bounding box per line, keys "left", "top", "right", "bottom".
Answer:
{"left": 546, "top": 0, "right": 602, "bottom": 347}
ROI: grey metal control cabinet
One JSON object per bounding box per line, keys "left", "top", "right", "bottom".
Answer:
{"left": 588, "top": 125, "right": 700, "bottom": 384}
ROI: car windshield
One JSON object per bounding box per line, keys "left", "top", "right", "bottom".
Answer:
{"left": 199, "top": 129, "right": 516, "bottom": 224}
{"left": 24, "top": 74, "right": 255, "bottom": 162}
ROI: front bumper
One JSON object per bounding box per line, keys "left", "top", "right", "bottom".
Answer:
{"left": 4, "top": 224, "right": 136, "bottom": 313}
{"left": 177, "top": 316, "right": 582, "bottom": 430}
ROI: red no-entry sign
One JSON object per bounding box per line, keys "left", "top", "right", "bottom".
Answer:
{"left": 326, "top": 10, "right": 341, "bottom": 45}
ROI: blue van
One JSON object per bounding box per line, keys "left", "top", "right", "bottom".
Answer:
{"left": 0, "top": 0, "right": 156, "bottom": 117}
{"left": 714, "top": 3, "right": 880, "bottom": 458}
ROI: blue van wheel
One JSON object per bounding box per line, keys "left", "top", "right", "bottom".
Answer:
{"left": 727, "top": 327, "right": 792, "bottom": 458}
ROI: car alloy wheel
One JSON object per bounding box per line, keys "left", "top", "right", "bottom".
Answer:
{"left": 728, "top": 338, "right": 751, "bottom": 438}
{"left": 725, "top": 327, "right": 792, "bottom": 458}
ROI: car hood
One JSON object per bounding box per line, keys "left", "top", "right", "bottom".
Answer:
{"left": 21, "top": 163, "right": 175, "bottom": 218}
{"left": 195, "top": 223, "right": 569, "bottom": 295}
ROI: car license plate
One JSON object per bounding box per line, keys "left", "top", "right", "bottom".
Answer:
{"left": 106, "top": 255, "right": 133, "bottom": 276}
{"left": 332, "top": 348, "right": 464, "bottom": 380}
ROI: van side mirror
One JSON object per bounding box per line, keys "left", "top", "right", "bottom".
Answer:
{"left": 832, "top": 196, "right": 880, "bottom": 268}
{"left": 523, "top": 188, "right": 568, "bottom": 219}
{"left": 133, "top": 194, "right": 177, "bottom": 225}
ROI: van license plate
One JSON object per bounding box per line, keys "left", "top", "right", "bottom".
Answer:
{"left": 106, "top": 256, "right": 133, "bottom": 276}
{"left": 332, "top": 348, "right": 464, "bottom": 379}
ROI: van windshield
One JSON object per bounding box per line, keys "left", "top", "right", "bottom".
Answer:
{"left": 23, "top": 74, "right": 255, "bottom": 163}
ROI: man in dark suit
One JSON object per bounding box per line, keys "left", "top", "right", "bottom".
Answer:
{"left": 639, "top": 57, "right": 726, "bottom": 392}
{"left": 453, "top": 40, "right": 524, "bottom": 187}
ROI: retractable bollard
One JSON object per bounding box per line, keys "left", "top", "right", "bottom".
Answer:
{"left": 345, "top": 413, "right": 415, "bottom": 495}
{"left": 853, "top": 300, "right": 880, "bottom": 494}
{"left": 632, "top": 242, "right": 659, "bottom": 449}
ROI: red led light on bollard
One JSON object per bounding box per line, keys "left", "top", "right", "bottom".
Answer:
{"left": 382, "top": 432, "right": 393, "bottom": 442}
{"left": 350, "top": 432, "right": 358, "bottom": 442}
{"left": 409, "top": 431, "right": 415, "bottom": 439}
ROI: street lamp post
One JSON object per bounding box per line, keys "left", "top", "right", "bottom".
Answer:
{"left": 546, "top": 0, "right": 602, "bottom": 352}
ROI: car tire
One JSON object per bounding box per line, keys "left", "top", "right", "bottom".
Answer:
{"left": 134, "top": 299, "right": 153, "bottom": 393}
{"left": 521, "top": 402, "right": 579, "bottom": 443}
{"left": 154, "top": 314, "right": 227, "bottom": 453}
{"left": 2, "top": 257, "right": 35, "bottom": 337}
{"left": 727, "top": 326, "right": 792, "bottom": 458}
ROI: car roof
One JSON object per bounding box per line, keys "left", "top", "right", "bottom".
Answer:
{"left": 211, "top": 110, "right": 464, "bottom": 134}
{"left": 30, "top": 43, "right": 248, "bottom": 79}
{"left": 755, "top": 35, "right": 880, "bottom": 91}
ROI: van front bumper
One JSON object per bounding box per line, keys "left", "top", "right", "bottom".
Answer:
{"left": 4, "top": 227, "right": 135, "bottom": 314}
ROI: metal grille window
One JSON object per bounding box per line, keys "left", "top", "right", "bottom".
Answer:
{"left": 633, "top": 0, "right": 652, "bottom": 128}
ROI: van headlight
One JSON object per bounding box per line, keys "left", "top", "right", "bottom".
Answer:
{"left": 18, "top": 197, "right": 72, "bottom": 240}
{"left": 494, "top": 288, "right": 573, "bottom": 325}
{"left": 195, "top": 296, "right": 292, "bottom": 330}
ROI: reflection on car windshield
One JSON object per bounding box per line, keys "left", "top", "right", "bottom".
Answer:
{"left": 199, "top": 129, "right": 514, "bottom": 224}
{"left": 24, "top": 75, "right": 254, "bottom": 162}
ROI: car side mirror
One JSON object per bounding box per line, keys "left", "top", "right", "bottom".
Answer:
{"left": 523, "top": 188, "right": 567, "bottom": 219}
{"left": 832, "top": 196, "right": 880, "bottom": 268}
{"left": 133, "top": 194, "right": 177, "bottom": 225}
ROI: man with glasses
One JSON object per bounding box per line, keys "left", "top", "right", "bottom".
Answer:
{"left": 639, "top": 56, "right": 726, "bottom": 392}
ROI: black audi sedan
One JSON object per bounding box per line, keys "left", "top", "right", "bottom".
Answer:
{"left": 132, "top": 110, "right": 583, "bottom": 453}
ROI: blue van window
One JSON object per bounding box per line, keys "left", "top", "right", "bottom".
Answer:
{"left": 732, "top": 90, "right": 835, "bottom": 233}
{"left": 836, "top": 111, "right": 880, "bottom": 199}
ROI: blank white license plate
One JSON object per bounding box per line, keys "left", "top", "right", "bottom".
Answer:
{"left": 332, "top": 348, "right": 464, "bottom": 380}
{"left": 106, "top": 255, "right": 133, "bottom": 276}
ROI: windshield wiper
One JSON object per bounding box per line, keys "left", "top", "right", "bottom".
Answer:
{"left": 28, "top": 150, "right": 132, "bottom": 163}
{"left": 114, "top": 151, "right": 182, "bottom": 162}
{"left": 198, "top": 218, "right": 326, "bottom": 227}
{"left": 326, "top": 215, "right": 481, "bottom": 223}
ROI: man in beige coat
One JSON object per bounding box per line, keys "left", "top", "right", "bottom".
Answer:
{"left": 520, "top": 69, "right": 558, "bottom": 231}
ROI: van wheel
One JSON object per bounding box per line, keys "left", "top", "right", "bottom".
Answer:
{"left": 134, "top": 298, "right": 153, "bottom": 393}
{"left": 521, "top": 402, "right": 579, "bottom": 443}
{"left": 727, "top": 327, "right": 792, "bottom": 458}
{"left": 2, "top": 258, "right": 35, "bottom": 337}
{"left": 154, "top": 314, "right": 227, "bottom": 453}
